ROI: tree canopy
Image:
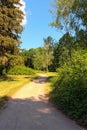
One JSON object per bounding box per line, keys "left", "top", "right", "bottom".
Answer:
{"left": 0, "top": 0, "right": 24, "bottom": 74}
{"left": 50, "top": 0, "right": 87, "bottom": 32}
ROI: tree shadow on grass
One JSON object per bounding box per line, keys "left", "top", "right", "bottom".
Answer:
{"left": 0, "top": 75, "right": 15, "bottom": 82}
{"left": 0, "top": 75, "right": 33, "bottom": 82}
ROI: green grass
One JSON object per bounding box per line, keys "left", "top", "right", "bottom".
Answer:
{"left": 0, "top": 75, "right": 35, "bottom": 97}
{"left": 0, "top": 71, "right": 56, "bottom": 109}
{"left": 37, "top": 71, "right": 57, "bottom": 76}
{"left": 43, "top": 72, "right": 57, "bottom": 95}
{"left": 0, "top": 75, "right": 36, "bottom": 108}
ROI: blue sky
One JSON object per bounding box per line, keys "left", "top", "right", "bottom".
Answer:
{"left": 20, "top": 0, "right": 63, "bottom": 50}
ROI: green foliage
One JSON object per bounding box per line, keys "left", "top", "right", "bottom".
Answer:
{"left": 50, "top": 0, "right": 87, "bottom": 32}
{"left": 50, "top": 33, "right": 75, "bottom": 71}
{"left": 75, "top": 29, "right": 87, "bottom": 50}
{"left": 0, "top": 0, "right": 24, "bottom": 75}
{"left": 0, "top": 54, "right": 24, "bottom": 74}
{"left": 8, "top": 65, "right": 36, "bottom": 75}
{"left": 20, "top": 37, "right": 55, "bottom": 72}
{"left": 43, "top": 36, "right": 54, "bottom": 72}
{"left": 72, "top": 0, "right": 87, "bottom": 29}
{"left": 50, "top": 50, "right": 87, "bottom": 127}
{"left": 7, "top": 55, "right": 24, "bottom": 68}
{"left": 20, "top": 49, "right": 35, "bottom": 68}
{"left": 49, "top": 0, "right": 87, "bottom": 127}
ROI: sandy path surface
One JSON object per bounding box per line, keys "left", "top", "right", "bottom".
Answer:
{"left": 0, "top": 76, "right": 83, "bottom": 130}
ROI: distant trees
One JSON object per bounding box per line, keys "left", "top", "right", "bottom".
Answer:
{"left": 20, "top": 49, "right": 35, "bottom": 68}
{"left": 20, "top": 36, "right": 54, "bottom": 72}
{"left": 52, "top": 33, "right": 75, "bottom": 70}
{"left": 0, "top": 0, "right": 24, "bottom": 74}
{"left": 43, "top": 36, "right": 54, "bottom": 71}
{"left": 33, "top": 47, "right": 44, "bottom": 70}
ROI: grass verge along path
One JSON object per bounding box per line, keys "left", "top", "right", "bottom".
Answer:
{"left": 0, "top": 75, "right": 35, "bottom": 109}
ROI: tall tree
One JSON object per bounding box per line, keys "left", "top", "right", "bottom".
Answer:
{"left": 51, "top": 33, "right": 75, "bottom": 70}
{"left": 0, "top": 0, "right": 24, "bottom": 74}
{"left": 50, "top": 0, "right": 75, "bottom": 32}
{"left": 43, "top": 36, "right": 54, "bottom": 72}
{"left": 71, "top": 0, "right": 87, "bottom": 30}
{"left": 50, "top": 0, "right": 87, "bottom": 32}
{"left": 50, "top": 0, "right": 87, "bottom": 67}
{"left": 33, "top": 48, "right": 44, "bottom": 70}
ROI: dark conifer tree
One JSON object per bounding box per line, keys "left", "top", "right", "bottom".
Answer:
{"left": 0, "top": 0, "right": 24, "bottom": 74}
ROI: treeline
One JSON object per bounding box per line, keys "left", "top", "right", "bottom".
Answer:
{"left": 20, "top": 36, "right": 54, "bottom": 72}
{"left": 20, "top": 30, "right": 87, "bottom": 72}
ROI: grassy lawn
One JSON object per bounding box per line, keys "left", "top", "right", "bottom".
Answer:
{"left": 0, "top": 75, "right": 35, "bottom": 97}
{"left": 0, "top": 75, "right": 36, "bottom": 108}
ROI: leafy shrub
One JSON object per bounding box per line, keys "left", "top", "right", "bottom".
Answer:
{"left": 50, "top": 50, "right": 87, "bottom": 127}
{"left": 8, "top": 65, "right": 36, "bottom": 75}
{"left": 8, "top": 55, "right": 24, "bottom": 67}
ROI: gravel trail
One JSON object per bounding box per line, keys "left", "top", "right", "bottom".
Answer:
{"left": 0, "top": 76, "right": 84, "bottom": 130}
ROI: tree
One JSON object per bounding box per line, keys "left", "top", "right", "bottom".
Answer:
{"left": 20, "top": 49, "right": 35, "bottom": 68}
{"left": 50, "top": 0, "right": 87, "bottom": 32}
{"left": 50, "top": 0, "right": 75, "bottom": 32}
{"left": 0, "top": 0, "right": 24, "bottom": 74}
{"left": 33, "top": 48, "right": 44, "bottom": 70}
{"left": 43, "top": 36, "right": 54, "bottom": 72}
{"left": 50, "top": 0, "right": 87, "bottom": 69}
{"left": 75, "top": 29, "right": 87, "bottom": 49}
{"left": 71, "top": 0, "right": 87, "bottom": 30}
{"left": 51, "top": 33, "right": 75, "bottom": 70}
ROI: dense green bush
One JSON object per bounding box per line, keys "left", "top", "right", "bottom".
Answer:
{"left": 8, "top": 65, "right": 36, "bottom": 75}
{"left": 50, "top": 50, "right": 87, "bottom": 127}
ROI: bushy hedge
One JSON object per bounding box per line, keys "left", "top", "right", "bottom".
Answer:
{"left": 8, "top": 65, "right": 36, "bottom": 75}
{"left": 50, "top": 51, "right": 87, "bottom": 127}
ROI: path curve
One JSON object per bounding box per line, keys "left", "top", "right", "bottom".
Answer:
{"left": 0, "top": 75, "right": 83, "bottom": 130}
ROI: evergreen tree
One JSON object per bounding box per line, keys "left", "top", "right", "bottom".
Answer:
{"left": 0, "top": 0, "right": 24, "bottom": 74}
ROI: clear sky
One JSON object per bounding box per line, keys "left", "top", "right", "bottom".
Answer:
{"left": 20, "top": 0, "right": 63, "bottom": 50}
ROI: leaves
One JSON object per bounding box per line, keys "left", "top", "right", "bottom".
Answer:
{"left": 50, "top": 50, "right": 87, "bottom": 127}
{"left": 50, "top": 0, "right": 87, "bottom": 32}
{"left": 0, "top": 0, "right": 24, "bottom": 74}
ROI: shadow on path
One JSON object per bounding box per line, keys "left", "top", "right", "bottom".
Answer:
{"left": 0, "top": 95, "right": 83, "bottom": 130}
{"left": 33, "top": 76, "right": 48, "bottom": 84}
{"left": 0, "top": 76, "right": 84, "bottom": 130}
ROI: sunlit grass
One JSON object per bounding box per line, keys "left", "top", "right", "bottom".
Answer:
{"left": 0, "top": 75, "right": 34, "bottom": 97}
{"left": 43, "top": 72, "right": 57, "bottom": 94}
{"left": 44, "top": 82, "right": 52, "bottom": 95}
{"left": 37, "top": 71, "right": 57, "bottom": 76}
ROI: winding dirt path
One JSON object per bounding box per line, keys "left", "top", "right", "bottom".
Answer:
{"left": 0, "top": 75, "right": 83, "bottom": 130}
